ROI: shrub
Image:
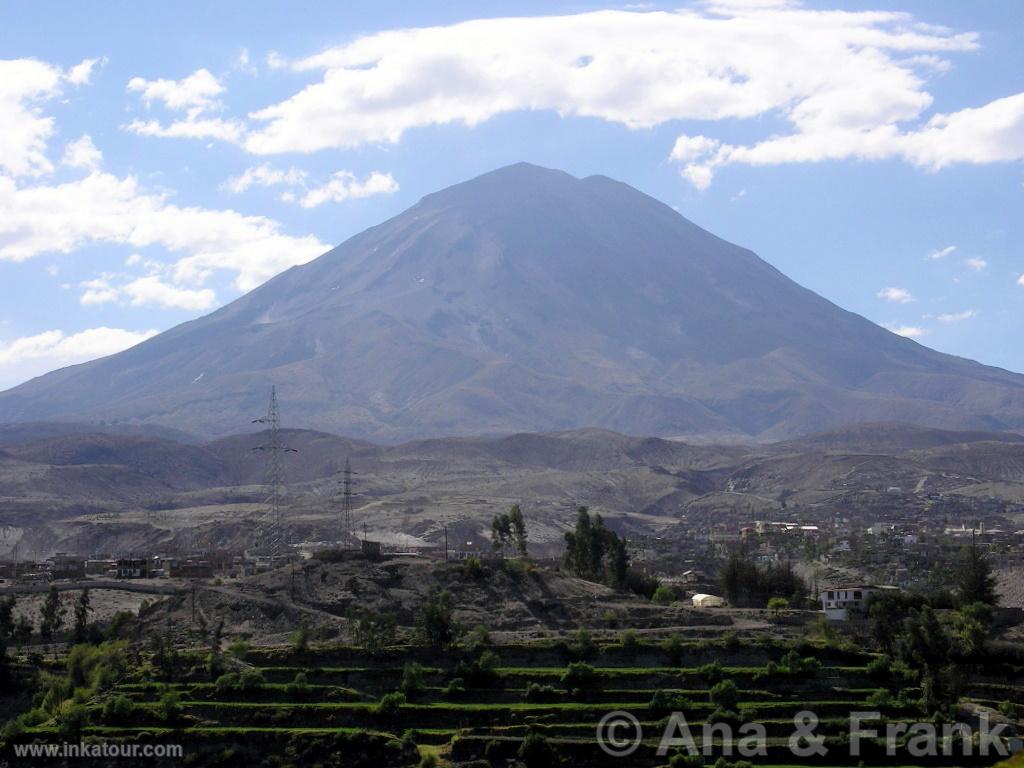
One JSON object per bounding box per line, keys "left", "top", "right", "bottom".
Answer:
{"left": 376, "top": 691, "right": 407, "bottom": 716}
{"left": 662, "top": 633, "right": 684, "bottom": 665}
{"left": 571, "top": 628, "right": 596, "bottom": 660}
{"left": 239, "top": 669, "right": 265, "bottom": 691}
{"left": 102, "top": 695, "right": 134, "bottom": 724}
{"left": 227, "top": 638, "right": 250, "bottom": 659}
{"left": 524, "top": 683, "right": 559, "bottom": 702}
{"left": 157, "top": 689, "right": 180, "bottom": 723}
{"left": 215, "top": 672, "right": 240, "bottom": 694}
{"left": 720, "top": 630, "right": 740, "bottom": 650}
{"left": 285, "top": 671, "right": 310, "bottom": 697}
{"left": 401, "top": 662, "right": 426, "bottom": 696}
{"left": 697, "top": 661, "right": 723, "bottom": 682}
{"left": 455, "top": 650, "right": 500, "bottom": 687}
{"left": 867, "top": 688, "right": 893, "bottom": 707}
{"left": 867, "top": 655, "right": 892, "bottom": 680}
{"left": 442, "top": 677, "right": 466, "bottom": 699}
{"left": 463, "top": 557, "right": 484, "bottom": 580}
{"left": 709, "top": 679, "right": 739, "bottom": 711}
{"left": 649, "top": 689, "right": 691, "bottom": 712}
{"left": 291, "top": 625, "right": 310, "bottom": 653}
{"left": 561, "top": 662, "right": 597, "bottom": 690}
{"left": 620, "top": 629, "right": 641, "bottom": 650}
{"left": 418, "top": 755, "right": 438, "bottom": 768}
{"left": 668, "top": 752, "right": 705, "bottom": 768}
{"left": 464, "top": 624, "right": 491, "bottom": 650}
{"left": 518, "top": 729, "right": 559, "bottom": 768}
{"left": 652, "top": 585, "right": 676, "bottom": 605}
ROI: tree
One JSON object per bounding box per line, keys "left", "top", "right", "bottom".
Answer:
{"left": 72, "top": 589, "right": 91, "bottom": 643}
{"left": 563, "top": 507, "right": 629, "bottom": 588}
{"left": 491, "top": 513, "right": 512, "bottom": 555}
{"left": 13, "top": 614, "right": 33, "bottom": 648}
{"left": 418, "top": 591, "right": 459, "bottom": 649}
{"left": 492, "top": 505, "right": 529, "bottom": 557}
{"left": 767, "top": 597, "right": 789, "bottom": 616}
{"left": 39, "top": 585, "right": 65, "bottom": 654}
{"left": 508, "top": 505, "right": 528, "bottom": 557}
{"left": 0, "top": 596, "right": 15, "bottom": 639}
{"left": 957, "top": 536, "right": 998, "bottom": 606}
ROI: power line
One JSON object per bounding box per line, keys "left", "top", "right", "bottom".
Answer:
{"left": 252, "top": 386, "right": 297, "bottom": 560}
{"left": 339, "top": 457, "right": 359, "bottom": 548}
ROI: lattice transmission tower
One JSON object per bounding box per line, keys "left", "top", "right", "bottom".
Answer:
{"left": 252, "top": 386, "right": 297, "bottom": 559}
{"left": 338, "top": 457, "right": 358, "bottom": 548}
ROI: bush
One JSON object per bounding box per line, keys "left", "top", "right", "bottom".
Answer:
{"left": 376, "top": 691, "right": 407, "bottom": 716}
{"left": 867, "top": 688, "right": 893, "bottom": 707}
{"left": 620, "top": 629, "right": 641, "bottom": 650}
{"left": 102, "top": 695, "right": 134, "bottom": 724}
{"left": 518, "top": 729, "right": 559, "bottom": 768}
{"left": 709, "top": 679, "right": 739, "bottom": 711}
{"left": 867, "top": 655, "right": 892, "bottom": 680}
{"left": 464, "top": 624, "right": 491, "bottom": 650}
{"left": 285, "top": 671, "right": 310, "bottom": 697}
{"left": 561, "top": 662, "right": 597, "bottom": 691}
{"left": 442, "top": 677, "right": 466, "bottom": 699}
{"left": 571, "top": 628, "right": 596, "bottom": 660}
{"left": 215, "top": 672, "right": 240, "bottom": 694}
{"left": 720, "top": 630, "right": 740, "bottom": 650}
{"left": 652, "top": 585, "right": 676, "bottom": 605}
{"left": 239, "top": 669, "right": 265, "bottom": 691}
{"left": 227, "top": 638, "right": 250, "bottom": 659}
{"left": 401, "top": 662, "right": 426, "bottom": 696}
{"left": 649, "top": 689, "right": 691, "bottom": 712}
{"left": 157, "top": 689, "right": 180, "bottom": 723}
{"left": 524, "top": 682, "right": 559, "bottom": 702}
{"left": 291, "top": 625, "right": 310, "bottom": 653}
{"left": 662, "top": 633, "right": 684, "bottom": 665}
{"left": 697, "top": 661, "right": 723, "bottom": 682}
{"left": 455, "top": 650, "right": 500, "bottom": 687}
{"left": 463, "top": 557, "right": 484, "bottom": 580}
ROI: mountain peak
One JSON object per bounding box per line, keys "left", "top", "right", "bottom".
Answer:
{"left": 2, "top": 165, "right": 1023, "bottom": 442}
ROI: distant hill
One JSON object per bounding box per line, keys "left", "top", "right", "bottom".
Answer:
{"left": 1, "top": 163, "right": 1023, "bottom": 442}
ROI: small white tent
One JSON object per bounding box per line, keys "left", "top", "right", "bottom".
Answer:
{"left": 691, "top": 593, "right": 725, "bottom": 608}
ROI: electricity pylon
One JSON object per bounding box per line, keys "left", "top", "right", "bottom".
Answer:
{"left": 339, "top": 458, "right": 357, "bottom": 548}
{"left": 252, "top": 386, "right": 297, "bottom": 559}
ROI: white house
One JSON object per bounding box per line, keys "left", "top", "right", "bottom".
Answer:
{"left": 820, "top": 585, "right": 897, "bottom": 620}
{"left": 692, "top": 593, "right": 725, "bottom": 608}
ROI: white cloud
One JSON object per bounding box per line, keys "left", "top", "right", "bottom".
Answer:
{"left": 0, "top": 327, "right": 159, "bottom": 388}
{"left": 936, "top": 310, "right": 976, "bottom": 323}
{"left": 66, "top": 57, "right": 105, "bottom": 86}
{"left": 266, "top": 51, "right": 289, "bottom": 70}
{"left": 877, "top": 287, "right": 914, "bottom": 303}
{"left": 0, "top": 58, "right": 63, "bottom": 177}
{"left": 224, "top": 164, "right": 307, "bottom": 193}
{"left": 62, "top": 135, "right": 102, "bottom": 170}
{"left": 241, "top": 6, "right": 981, "bottom": 164}
{"left": 121, "top": 275, "right": 217, "bottom": 310}
{"left": 127, "top": 68, "right": 224, "bottom": 111}
{"left": 124, "top": 69, "right": 244, "bottom": 143}
{"left": 80, "top": 277, "right": 119, "bottom": 306}
{"left": 885, "top": 324, "right": 928, "bottom": 339}
{"left": 223, "top": 165, "right": 398, "bottom": 207}
{"left": 965, "top": 257, "right": 987, "bottom": 271}
{"left": 0, "top": 170, "right": 330, "bottom": 291}
{"left": 297, "top": 170, "right": 398, "bottom": 208}
{"left": 125, "top": 113, "right": 245, "bottom": 142}
{"left": 1018, "top": 274, "right": 1024, "bottom": 287}
{"left": 927, "top": 245, "right": 956, "bottom": 260}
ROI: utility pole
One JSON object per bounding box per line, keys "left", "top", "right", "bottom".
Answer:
{"left": 339, "top": 458, "right": 357, "bottom": 548}
{"left": 252, "top": 386, "right": 297, "bottom": 562}
{"left": 444, "top": 525, "right": 449, "bottom": 562}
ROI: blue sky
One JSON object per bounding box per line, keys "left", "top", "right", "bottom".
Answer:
{"left": 0, "top": 0, "right": 1021, "bottom": 390}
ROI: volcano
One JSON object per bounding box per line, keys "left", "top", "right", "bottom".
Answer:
{"left": 2, "top": 163, "right": 1023, "bottom": 442}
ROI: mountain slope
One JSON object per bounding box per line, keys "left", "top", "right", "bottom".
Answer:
{"left": 2, "top": 163, "right": 1023, "bottom": 441}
